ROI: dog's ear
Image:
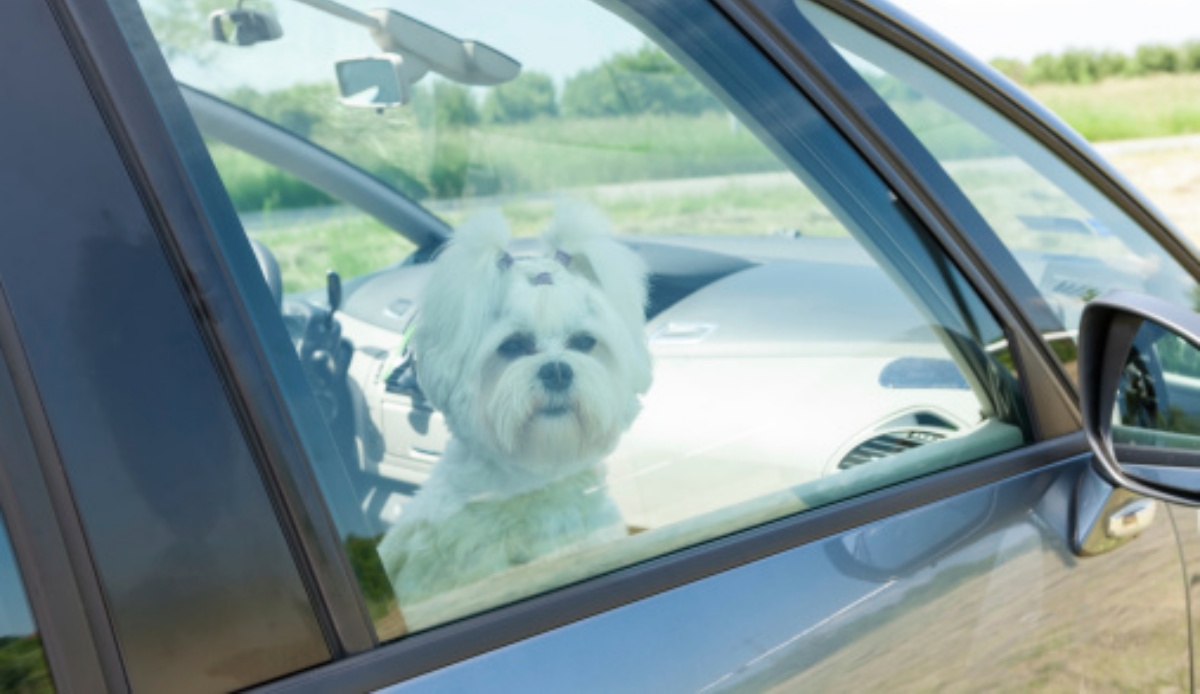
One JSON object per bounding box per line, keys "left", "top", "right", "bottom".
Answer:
{"left": 542, "top": 202, "right": 648, "bottom": 335}
{"left": 415, "top": 209, "right": 513, "bottom": 411}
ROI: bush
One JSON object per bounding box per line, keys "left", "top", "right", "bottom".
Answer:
{"left": 992, "top": 41, "right": 1200, "bottom": 85}
{"left": 1135, "top": 44, "right": 1181, "bottom": 75}
{"left": 482, "top": 71, "right": 558, "bottom": 124}
{"left": 561, "top": 44, "right": 722, "bottom": 118}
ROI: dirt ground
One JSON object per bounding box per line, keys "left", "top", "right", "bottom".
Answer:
{"left": 1094, "top": 134, "right": 1200, "bottom": 246}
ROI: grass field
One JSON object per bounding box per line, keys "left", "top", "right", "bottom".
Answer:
{"left": 1028, "top": 73, "right": 1200, "bottom": 142}
{"left": 216, "top": 72, "right": 1200, "bottom": 293}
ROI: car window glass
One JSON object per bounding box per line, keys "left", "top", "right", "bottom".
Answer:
{"left": 130, "top": 0, "right": 1028, "bottom": 640}
{"left": 0, "top": 512, "right": 53, "bottom": 693}
{"left": 796, "top": 0, "right": 1200, "bottom": 382}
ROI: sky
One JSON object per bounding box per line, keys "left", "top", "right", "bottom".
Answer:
{"left": 887, "top": 0, "right": 1200, "bottom": 61}
{"left": 175, "top": 0, "right": 1200, "bottom": 94}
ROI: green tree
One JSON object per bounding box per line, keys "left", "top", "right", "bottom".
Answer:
{"left": 1094, "top": 50, "right": 1130, "bottom": 80}
{"left": 1026, "top": 52, "right": 1069, "bottom": 84}
{"left": 1134, "top": 43, "right": 1181, "bottom": 75}
{"left": 432, "top": 82, "right": 480, "bottom": 127}
{"left": 482, "top": 71, "right": 559, "bottom": 124}
{"left": 428, "top": 82, "right": 479, "bottom": 198}
{"left": 345, "top": 534, "right": 394, "bottom": 619}
{"left": 0, "top": 636, "right": 52, "bottom": 694}
{"left": 225, "top": 83, "right": 332, "bottom": 138}
{"left": 989, "top": 57, "right": 1027, "bottom": 83}
{"left": 1182, "top": 41, "right": 1200, "bottom": 71}
{"left": 561, "top": 44, "right": 721, "bottom": 118}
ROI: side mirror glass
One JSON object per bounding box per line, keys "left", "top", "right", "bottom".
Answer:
{"left": 1111, "top": 322, "right": 1200, "bottom": 448}
{"left": 1079, "top": 291, "right": 1200, "bottom": 503}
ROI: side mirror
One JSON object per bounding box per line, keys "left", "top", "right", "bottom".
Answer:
{"left": 1079, "top": 290, "right": 1200, "bottom": 505}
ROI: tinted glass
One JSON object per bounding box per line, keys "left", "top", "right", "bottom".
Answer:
{"left": 130, "top": 0, "right": 1028, "bottom": 639}
{"left": 1, "top": 1, "right": 328, "bottom": 688}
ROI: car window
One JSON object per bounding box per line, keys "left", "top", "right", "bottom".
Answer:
{"left": 0, "top": 512, "right": 53, "bottom": 693}
{"left": 796, "top": 0, "right": 1200, "bottom": 383}
{"left": 129, "top": 0, "right": 1029, "bottom": 640}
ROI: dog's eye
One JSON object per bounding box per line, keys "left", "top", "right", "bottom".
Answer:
{"left": 497, "top": 334, "right": 537, "bottom": 358}
{"left": 567, "top": 333, "right": 597, "bottom": 353}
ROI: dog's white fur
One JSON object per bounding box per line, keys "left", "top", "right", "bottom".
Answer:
{"left": 377, "top": 204, "right": 652, "bottom": 606}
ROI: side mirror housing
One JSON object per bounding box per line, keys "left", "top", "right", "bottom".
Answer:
{"left": 1079, "top": 290, "right": 1200, "bottom": 505}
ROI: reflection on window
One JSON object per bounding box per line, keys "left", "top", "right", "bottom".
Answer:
{"left": 139, "top": 0, "right": 1028, "bottom": 640}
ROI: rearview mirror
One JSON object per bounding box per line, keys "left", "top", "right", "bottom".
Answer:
{"left": 336, "top": 55, "right": 426, "bottom": 108}
{"left": 335, "top": 9, "right": 521, "bottom": 109}
{"left": 368, "top": 9, "right": 521, "bottom": 87}
{"left": 1079, "top": 290, "right": 1200, "bottom": 504}
{"left": 209, "top": 8, "right": 282, "bottom": 46}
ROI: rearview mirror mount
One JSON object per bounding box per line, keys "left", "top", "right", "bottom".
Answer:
{"left": 324, "top": 5, "right": 520, "bottom": 109}
{"left": 367, "top": 9, "right": 520, "bottom": 87}
{"left": 336, "top": 55, "right": 428, "bottom": 108}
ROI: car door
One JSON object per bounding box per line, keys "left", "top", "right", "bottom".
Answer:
{"left": 22, "top": 0, "right": 1194, "bottom": 692}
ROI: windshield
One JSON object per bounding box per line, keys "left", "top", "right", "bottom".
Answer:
{"left": 148, "top": 0, "right": 843, "bottom": 292}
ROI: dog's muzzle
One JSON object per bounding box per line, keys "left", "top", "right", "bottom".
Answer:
{"left": 538, "top": 361, "right": 573, "bottom": 392}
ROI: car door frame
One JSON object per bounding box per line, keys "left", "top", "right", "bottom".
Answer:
{"left": 27, "top": 0, "right": 1196, "bottom": 690}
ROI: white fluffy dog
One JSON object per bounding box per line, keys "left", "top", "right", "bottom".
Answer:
{"left": 377, "top": 204, "right": 652, "bottom": 608}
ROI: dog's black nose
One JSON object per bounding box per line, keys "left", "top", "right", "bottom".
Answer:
{"left": 538, "top": 361, "right": 573, "bottom": 392}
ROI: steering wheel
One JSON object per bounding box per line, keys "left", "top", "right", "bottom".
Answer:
{"left": 250, "top": 238, "right": 283, "bottom": 308}
{"left": 253, "top": 238, "right": 361, "bottom": 469}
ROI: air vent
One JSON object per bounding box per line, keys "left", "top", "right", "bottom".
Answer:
{"left": 837, "top": 428, "right": 949, "bottom": 470}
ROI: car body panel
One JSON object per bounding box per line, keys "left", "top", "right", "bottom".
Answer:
{"left": 384, "top": 458, "right": 1188, "bottom": 692}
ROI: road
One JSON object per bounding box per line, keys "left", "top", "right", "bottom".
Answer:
{"left": 1095, "top": 134, "right": 1200, "bottom": 246}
